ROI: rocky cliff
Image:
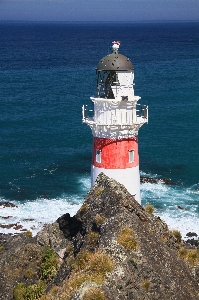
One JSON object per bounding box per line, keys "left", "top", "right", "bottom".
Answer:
{"left": 0, "top": 173, "right": 199, "bottom": 300}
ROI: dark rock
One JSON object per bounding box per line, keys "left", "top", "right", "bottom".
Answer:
{"left": 177, "top": 205, "right": 187, "bottom": 210}
{"left": 185, "top": 239, "right": 199, "bottom": 248}
{"left": 0, "top": 216, "right": 13, "bottom": 219}
{"left": 0, "top": 201, "right": 17, "bottom": 208}
{"left": 140, "top": 176, "right": 172, "bottom": 184}
{"left": 186, "top": 232, "right": 198, "bottom": 237}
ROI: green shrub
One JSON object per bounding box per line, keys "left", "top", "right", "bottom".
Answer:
{"left": 13, "top": 282, "right": 46, "bottom": 300}
{"left": 39, "top": 247, "right": 58, "bottom": 281}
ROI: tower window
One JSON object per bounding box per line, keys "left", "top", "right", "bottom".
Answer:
{"left": 96, "top": 150, "right": 101, "bottom": 163}
{"left": 128, "top": 150, "right": 134, "bottom": 163}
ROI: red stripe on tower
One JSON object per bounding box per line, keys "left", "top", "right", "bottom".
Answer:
{"left": 92, "top": 137, "right": 139, "bottom": 169}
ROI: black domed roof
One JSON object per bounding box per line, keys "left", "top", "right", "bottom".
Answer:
{"left": 97, "top": 50, "right": 134, "bottom": 71}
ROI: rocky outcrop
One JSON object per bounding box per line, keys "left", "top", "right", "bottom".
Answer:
{"left": 0, "top": 173, "right": 199, "bottom": 300}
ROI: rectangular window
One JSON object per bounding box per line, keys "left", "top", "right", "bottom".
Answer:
{"left": 96, "top": 150, "right": 101, "bottom": 163}
{"left": 128, "top": 150, "right": 134, "bottom": 163}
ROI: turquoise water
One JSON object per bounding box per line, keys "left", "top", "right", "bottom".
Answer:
{"left": 0, "top": 22, "right": 199, "bottom": 237}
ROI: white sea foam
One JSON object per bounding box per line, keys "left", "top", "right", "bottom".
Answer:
{"left": 0, "top": 197, "right": 82, "bottom": 236}
{"left": 141, "top": 181, "right": 199, "bottom": 239}
{"left": 0, "top": 176, "right": 198, "bottom": 240}
{"left": 0, "top": 176, "right": 91, "bottom": 236}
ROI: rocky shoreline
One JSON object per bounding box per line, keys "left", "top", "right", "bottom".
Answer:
{"left": 0, "top": 173, "right": 199, "bottom": 299}
{"left": 0, "top": 175, "right": 193, "bottom": 235}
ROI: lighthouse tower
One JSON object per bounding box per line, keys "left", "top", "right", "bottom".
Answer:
{"left": 82, "top": 42, "right": 148, "bottom": 203}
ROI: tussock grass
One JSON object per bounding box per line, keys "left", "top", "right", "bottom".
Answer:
{"left": 25, "top": 230, "right": 33, "bottom": 238}
{"left": 87, "top": 231, "right": 99, "bottom": 246}
{"left": 178, "top": 247, "right": 199, "bottom": 266}
{"left": 61, "top": 249, "right": 114, "bottom": 299}
{"left": 142, "top": 279, "right": 151, "bottom": 291}
{"left": 117, "top": 227, "right": 138, "bottom": 251}
{"left": 95, "top": 214, "right": 106, "bottom": 227}
{"left": 83, "top": 287, "right": 106, "bottom": 300}
{"left": 144, "top": 204, "right": 154, "bottom": 214}
{"left": 170, "top": 230, "right": 182, "bottom": 244}
{"left": 95, "top": 187, "right": 104, "bottom": 197}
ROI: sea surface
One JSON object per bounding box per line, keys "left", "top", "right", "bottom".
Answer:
{"left": 0, "top": 21, "right": 199, "bottom": 238}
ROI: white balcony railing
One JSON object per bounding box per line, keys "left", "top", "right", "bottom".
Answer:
{"left": 82, "top": 104, "right": 148, "bottom": 127}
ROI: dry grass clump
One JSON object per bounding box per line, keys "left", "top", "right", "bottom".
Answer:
{"left": 178, "top": 247, "right": 199, "bottom": 266}
{"left": 144, "top": 204, "right": 154, "bottom": 214}
{"left": 61, "top": 249, "right": 114, "bottom": 299}
{"left": 24, "top": 268, "right": 35, "bottom": 279}
{"left": 87, "top": 231, "right": 99, "bottom": 246}
{"left": 79, "top": 204, "right": 89, "bottom": 214}
{"left": 25, "top": 230, "right": 33, "bottom": 238}
{"left": 83, "top": 287, "right": 106, "bottom": 300}
{"left": 94, "top": 214, "right": 106, "bottom": 227}
{"left": 68, "top": 250, "right": 91, "bottom": 271}
{"left": 170, "top": 230, "right": 182, "bottom": 244}
{"left": 95, "top": 187, "right": 104, "bottom": 197}
{"left": 142, "top": 279, "right": 151, "bottom": 291}
{"left": 117, "top": 227, "right": 138, "bottom": 251}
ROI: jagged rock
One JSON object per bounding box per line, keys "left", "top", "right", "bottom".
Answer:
{"left": 186, "top": 232, "right": 198, "bottom": 237}
{"left": 0, "top": 173, "right": 199, "bottom": 300}
{"left": 0, "top": 201, "right": 17, "bottom": 208}
{"left": 140, "top": 176, "right": 172, "bottom": 184}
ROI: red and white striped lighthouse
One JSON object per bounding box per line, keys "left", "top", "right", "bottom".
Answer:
{"left": 82, "top": 42, "right": 148, "bottom": 203}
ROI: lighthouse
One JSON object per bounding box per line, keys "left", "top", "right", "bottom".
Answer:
{"left": 82, "top": 42, "right": 148, "bottom": 203}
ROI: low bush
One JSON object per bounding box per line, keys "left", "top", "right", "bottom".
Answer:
{"left": 13, "top": 282, "right": 46, "bottom": 300}
{"left": 39, "top": 247, "right": 59, "bottom": 281}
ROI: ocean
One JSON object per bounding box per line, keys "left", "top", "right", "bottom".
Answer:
{"left": 0, "top": 22, "right": 199, "bottom": 238}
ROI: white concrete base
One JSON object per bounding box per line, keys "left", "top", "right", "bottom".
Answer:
{"left": 91, "top": 165, "right": 141, "bottom": 204}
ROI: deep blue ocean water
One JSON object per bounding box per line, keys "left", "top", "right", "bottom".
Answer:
{"left": 0, "top": 22, "right": 199, "bottom": 236}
